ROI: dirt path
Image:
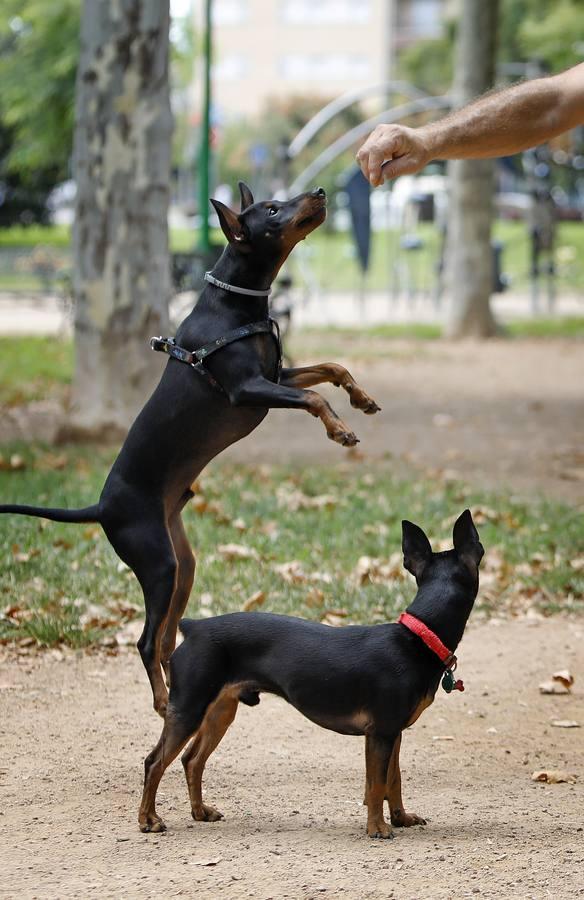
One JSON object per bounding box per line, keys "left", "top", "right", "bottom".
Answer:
{"left": 2, "top": 618, "right": 583, "bottom": 899}
{"left": 2, "top": 339, "right": 582, "bottom": 502}
{"left": 223, "top": 338, "right": 584, "bottom": 504}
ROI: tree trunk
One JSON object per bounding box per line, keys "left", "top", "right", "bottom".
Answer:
{"left": 63, "top": 0, "right": 172, "bottom": 440}
{"left": 445, "top": 0, "right": 499, "bottom": 338}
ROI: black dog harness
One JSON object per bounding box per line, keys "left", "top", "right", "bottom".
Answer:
{"left": 150, "top": 318, "right": 282, "bottom": 394}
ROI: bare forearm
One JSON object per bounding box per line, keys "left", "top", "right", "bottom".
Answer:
{"left": 422, "top": 68, "right": 584, "bottom": 160}
{"left": 357, "top": 63, "right": 584, "bottom": 185}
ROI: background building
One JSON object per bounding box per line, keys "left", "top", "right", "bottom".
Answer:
{"left": 193, "top": 0, "right": 445, "bottom": 119}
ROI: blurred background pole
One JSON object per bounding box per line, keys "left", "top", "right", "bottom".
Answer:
{"left": 198, "top": 0, "right": 212, "bottom": 252}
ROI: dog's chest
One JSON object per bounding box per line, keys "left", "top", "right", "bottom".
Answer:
{"left": 405, "top": 693, "right": 435, "bottom": 728}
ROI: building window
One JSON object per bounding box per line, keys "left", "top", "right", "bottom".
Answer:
{"left": 280, "top": 0, "right": 371, "bottom": 25}
{"left": 280, "top": 54, "right": 372, "bottom": 81}
{"left": 213, "top": 54, "right": 249, "bottom": 81}
{"left": 397, "top": 0, "right": 443, "bottom": 39}
{"left": 213, "top": 0, "right": 248, "bottom": 26}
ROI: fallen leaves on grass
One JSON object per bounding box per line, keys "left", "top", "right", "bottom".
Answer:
{"left": 352, "top": 553, "right": 404, "bottom": 586}
{"left": 273, "top": 561, "right": 332, "bottom": 585}
{"left": 11, "top": 545, "right": 40, "bottom": 564}
{"left": 276, "top": 484, "right": 338, "bottom": 512}
{"left": 305, "top": 587, "right": 325, "bottom": 608}
{"left": 0, "top": 453, "right": 26, "bottom": 471}
{"left": 321, "top": 608, "right": 349, "bottom": 627}
{"left": 217, "top": 543, "right": 259, "bottom": 562}
{"left": 531, "top": 770, "right": 577, "bottom": 784}
{"left": 242, "top": 590, "right": 266, "bottom": 612}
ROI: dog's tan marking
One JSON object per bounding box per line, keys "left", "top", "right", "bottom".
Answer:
{"left": 279, "top": 364, "right": 380, "bottom": 415}
{"left": 405, "top": 694, "right": 434, "bottom": 727}
{"left": 182, "top": 684, "right": 243, "bottom": 822}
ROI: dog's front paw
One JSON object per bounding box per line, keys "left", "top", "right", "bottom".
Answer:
{"left": 391, "top": 809, "right": 427, "bottom": 828}
{"left": 139, "top": 813, "right": 166, "bottom": 833}
{"left": 327, "top": 427, "right": 360, "bottom": 447}
{"left": 349, "top": 388, "right": 382, "bottom": 415}
{"left": 367, "top": 819, "right": 394, "bottom": 840}
{"left": 192, "top": 803, "right": 224, "bottom": 823}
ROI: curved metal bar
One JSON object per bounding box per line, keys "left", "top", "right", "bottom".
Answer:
{"left": 287, "top": 81, "right": 430, "bottom": 159}
{"left": 289, "top": 95, "right": 452, "bottom": 195}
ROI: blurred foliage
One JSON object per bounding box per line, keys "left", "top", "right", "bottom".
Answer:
{"left": 0, "top": 0, "right": 80, "bottom": 182}
{"left": 398, "top": 0, "right": 583, "bottom": 94}
{"left": 0, "top": 0, "right": 191, "bottom": 221}
{"left": 217, "top": 93, "right": 362, "bottom": 203}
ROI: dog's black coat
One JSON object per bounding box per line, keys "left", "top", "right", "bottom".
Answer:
{"left": 138, "top": 510, "right": 484, "bottom": 838}
{"left": 0, "top": 183, "right": 380, "bottom": 716}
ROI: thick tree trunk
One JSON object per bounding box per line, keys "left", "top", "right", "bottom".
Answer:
{"left": 63, "top": 0, "right": 172, "bottom": 440}
{"left": 445, "top": 0, "right": 499, "bottom": 338}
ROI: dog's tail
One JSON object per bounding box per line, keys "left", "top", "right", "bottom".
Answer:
{"left": 0, "top": 503, "right": 101, "bottom": 524}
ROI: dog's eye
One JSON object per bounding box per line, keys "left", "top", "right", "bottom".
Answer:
{"left": 268, "top": 207, "right": 278, "bottom": 216}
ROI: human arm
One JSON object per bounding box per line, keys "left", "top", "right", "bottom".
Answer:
{"left": 356, "top": 62, "right": 584, "bottom": 186}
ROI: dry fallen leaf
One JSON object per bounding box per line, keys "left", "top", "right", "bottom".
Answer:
{"left": 217, "top": 543, "right": 259, "bottom": 562}
{"left": 321, "top": 612, "right": 346, "bottom": 627}
{"left": 0, "top": 454, "right": 26, "bottom": 472}
{"left": 352, "top": 553, "right": 404, "bottom": 586}
{"left": 276, "top": 484, "right": 338, "bottom": 512}
{"left": 305, "top": 587, "right": 325, "bottom": 608}
{"left": 242, "top": 590, "right": 266, "bottom": 612}
{"left": 531, "top": 770, "right": 577, "bottom": 784}
{"left": 552, "top": 670, "right": 575, "bottom": 690}
{"left": 274, "top": 561, "right": 332, "bottom": 585}
{"left": 551, "top": 720, "right": 580, "bottom": 729}
{"left": 539, "top": 669, "right": 574, "bottom": 695}
{"left": 191, "top": 857, "right": 222, "bottom": 867}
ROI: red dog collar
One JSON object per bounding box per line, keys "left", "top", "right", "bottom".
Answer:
{"left": 398, "top": 612, "right": 464, "bottom": 692}
{"left": 398, "top": 611, "right": 456, "bottom": 667}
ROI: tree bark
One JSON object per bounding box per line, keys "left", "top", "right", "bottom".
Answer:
{"left": 63, "top": 0, "right": 172, "bottom": 440}
{"left": 445, "top": 0, "right": 499, "bottom": 338}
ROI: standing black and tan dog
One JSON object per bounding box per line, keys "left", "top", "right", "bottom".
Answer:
{"left": 138, "top": 510, "right": 483, "bottom": 838}
{"left": 0, "top": 184, "right": 380, "bottom": 716}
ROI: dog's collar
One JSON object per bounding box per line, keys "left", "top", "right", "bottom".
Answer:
{"left": 398, "top": 612, "right": 464, "bottom": 693}
{"left": 205, "top": 271, "right": 272, "bottom": 297}
{"left": 398, "top": 611, "right": 456, "bottom": 667}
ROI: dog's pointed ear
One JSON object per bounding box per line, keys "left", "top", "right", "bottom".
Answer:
{"left": 402, "top": 520, "right": 432, "bottom": 580}
{"left": 238, "top": 181, "right": 254, "bottom": 211}
{"left": 209, "top": 198, "right": 248, "bottom": 247}
{"left": 453, "top": 509, "right": 484, "bottom": 572}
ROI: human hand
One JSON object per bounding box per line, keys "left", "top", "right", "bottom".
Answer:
{"left": 356, "top": 124, "right": 431, "bottom": 186}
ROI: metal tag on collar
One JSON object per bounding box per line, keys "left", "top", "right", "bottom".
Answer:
{"left": 442, "top": 662, "right": 464, "bottom": 693}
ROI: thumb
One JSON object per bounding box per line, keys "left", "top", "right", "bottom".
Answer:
{"left": 381, "top": 153, "right": 422, "bottom": 181}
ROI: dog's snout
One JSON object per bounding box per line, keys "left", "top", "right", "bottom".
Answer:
{"left": 312, "top": 187, "right": 326, "bottom": 198}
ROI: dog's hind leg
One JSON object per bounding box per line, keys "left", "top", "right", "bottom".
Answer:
{"left": 182, "top": 688, "right": 239, "bottom": 823}
{"left": 161, "top": 512, "right": 196, "bottom": 685}
{"left": 105, "top": 518, "right": 177, "bottom": 717}
{"left": 139, "top": 709, "right": 193, "bottom": 833}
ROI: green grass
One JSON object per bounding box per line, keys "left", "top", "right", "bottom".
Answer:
{"left": 0, "top": 336, "right": 73, "bottom": 406}
{"left": 1, "top": 220, "right": 583, "bottom": 294}
{"left": 0, "top": 445, "right": 582, "bottom": 648}
{"left": 0, "top": 318, "right": 582, "bottom": 412}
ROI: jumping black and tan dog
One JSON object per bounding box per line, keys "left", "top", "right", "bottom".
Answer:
{"left": 0, "top": 184, "right": 380, "bottom": 716}
{"left": 138, "top": 509, "right": 483, "bottom": 839}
